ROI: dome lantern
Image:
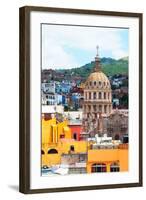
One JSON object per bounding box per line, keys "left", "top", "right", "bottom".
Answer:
{"left": 94, "top": 45, "right": 101, "bottom": 72}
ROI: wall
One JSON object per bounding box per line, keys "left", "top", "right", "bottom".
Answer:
{"left": 0, "top": 0, "right": 145, "bottom": 200}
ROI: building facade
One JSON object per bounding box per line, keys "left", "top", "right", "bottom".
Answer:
{"left": 41, "top": 116, "right": 128, "bottom": 174}
{"left": 83, "top": 46, "right": 112, "bottom": 117}
{"left": 81, "top": 47, "right": 112, "bottom": 139}
{"left": 106, "top": 109, "right": 128, "bottom": 141}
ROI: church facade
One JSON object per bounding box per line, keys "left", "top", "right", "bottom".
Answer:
{"left": 83, "top": 47, "right": 112, "bottom": 117}
{"left": 81, "top": 47, "right": 112, "bottom": 139}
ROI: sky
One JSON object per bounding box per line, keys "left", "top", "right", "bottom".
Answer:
{"left": 42, "top": 24, "right": 129, "bottom": 69}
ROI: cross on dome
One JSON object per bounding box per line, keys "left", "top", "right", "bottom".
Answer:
{"left": 94, "top": 45, "right": 101, "bottom": 72}
{"left": 96, "top": 45, "right": 99, "bottom": 56}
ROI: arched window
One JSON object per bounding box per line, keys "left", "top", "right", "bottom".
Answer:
{"left": 89, "top": 92, "right": 91, "bottom": 99}
{"left": 104, "top": 92, "right": 106, "bottom": 99}
{"left": 93, "top": 105, "right": 96, "bottom": 111}
{"left": 91, "top": 163, "right": 107, "bottom": 173}
{"left": 94, "top": 81, "right": 96, "bottom": 86}
{"left": 99, "top": 105, "right": 102, "bottom": 112}
{"left": 73, "top": 133, "right": 77, "bottom": 140}
{"left": 70, "top": 145, "right": 75, "bottom": 152}
{"left": 41, "top": 150, "right": 45, "bottom": 155}
{"left": 110, "top": 162, "right": 120, "bottom": 172}
{"left": 93, "top": 92, "right": 96, "bottom": 99}
{"left": 48, "top": 149, "right": 58, "bottom": 154}
{"left": 99, "top": 92, "right": 102, "bottom": 99}
{"left": 104, "top": 105, "right": 107, "bottom": 113}
{"left": 99, "top": 81, "right": 102, "bottom": 86}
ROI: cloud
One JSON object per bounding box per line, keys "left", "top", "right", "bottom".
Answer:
{"left": 112, "top": 49, "right": 128, "bottom": 59}
{"left": 42, "top": 25, "right": 128, "bottom": 69}
{"left": 42, "top": 38, "right": 78, "bottom": 69}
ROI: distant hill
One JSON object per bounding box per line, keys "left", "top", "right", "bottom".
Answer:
{"left": 56, "top": 57, "right": 128, "bottom": 79}
{"left": 119, "top": 56, "right": 128, "bottom": 61}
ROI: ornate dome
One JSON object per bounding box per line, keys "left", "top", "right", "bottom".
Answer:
{"left": 82, "top": 46, "right": 112, "bottom": 138}
{"left": 85, "top": 71, "right": 111, "bottom": 89}
{"left": 85, "top": 46, "right": 111, "bottom": 90}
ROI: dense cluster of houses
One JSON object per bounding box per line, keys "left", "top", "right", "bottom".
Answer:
{"left": 41, "top": 80, "right": 84, "bottom": 111}
{"left": 41, "top": 72, "right": 128, "bottom": 110}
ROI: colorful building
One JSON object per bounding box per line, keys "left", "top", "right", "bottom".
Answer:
{"left": 41, "top": 116, "right": 128, "bottom": 174}
{"left": 41, "top": 46, "right": 128, "bottom": 175}
{"left": 68, "top": 124, "right": 82, "bottom": 141}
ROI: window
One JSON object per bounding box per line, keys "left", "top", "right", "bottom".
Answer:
{"left": 104, "top": 105, "right": 107, "bottom": 113}
{"left": 110, "top": 163, "right": 120, "bottom": 172}
{"left": 45, "top": 83, "right": 49, "bottom": 87}
{"left": 115, "top": 134, "right": 120, "bottom": 140}
{"left": 94, "top": 81, "right": 96, "bottom": 86}
{"left": 85, "top": 92, "right": 87, "bottom": 100}
{"left": 70, "top": 145, "right": 75, "bottom": 152}
{"left": 104, "top": 92, "right": 106, "bottom": 99}
{"left": 89, "top": 92, "right": 91, "bottom": 99}
{"left": 93, "top": 105, "right": 96, "bottom": 111}
{"left": 99, "top": 105, "right": 102, "bottom": 112}
{"left": 93, "top": 92, "right": 96, "bottom": 99}
{"left": 123, "top": 135, "right": 128, "bottom": 143}
{"left": 73, "top": 133, "right": 77, "bottom": 140}
{"left": 91, "top": 163, "right": 107, "bottom": 173}
{"left": 99, "top": 81, "right": 102, "bottom": 86}
{"left": 99, "top": 92, "right": 102, "bottom": 99}
{"left": 41, "top": 150, "right": 45, "bottom": 155}
{"left": 48, "top": 149, "right": 58, "bottom": 154}
{"left": 79, "top": 154, "right": 86, "bottom": 162}
{"left": 60, "top": 134, "right": 65, "bottom": 139}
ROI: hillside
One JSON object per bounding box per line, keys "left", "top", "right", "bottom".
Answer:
{"left": 56, "top": 57, "right": 128, "bottom": 79}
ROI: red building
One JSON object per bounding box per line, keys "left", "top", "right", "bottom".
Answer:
{"left": 69, "top": 124, "right": 82, "bottom": 141}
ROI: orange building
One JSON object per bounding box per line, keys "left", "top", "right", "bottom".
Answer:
{"left": 87, "top": 144, "right": 128, "bottom": 173}
{"left": 41, "top": 117, "right": 128, "bottom": 174}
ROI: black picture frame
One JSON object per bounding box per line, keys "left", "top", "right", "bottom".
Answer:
{"left": 19, "top": 6, "right": 143, "bottom": 194}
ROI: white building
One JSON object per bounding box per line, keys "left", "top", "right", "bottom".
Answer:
{"left": 42, "top": 82, "right": 55, "bottom": 93}
{"left": 42, "top": 105, "right": 64, "bottom": 114}
{"left": 42, "top": 91, "right": 57, "bottom": 105}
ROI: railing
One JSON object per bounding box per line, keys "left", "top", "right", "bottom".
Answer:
{"left": 89, "top": 144, "right": 119, "bottom": 150}
{"left": 118, "top": 143, "right": 128, "bottom": 149}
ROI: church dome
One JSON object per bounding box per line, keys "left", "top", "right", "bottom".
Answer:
{"left": 85, "top": 46, "right": 111, "bottom": 90}
{"left": 82, "top": 46, "right": 112, "bottom": 127}
{"left": 85, "top": 71, "right": 111, "bottom": 89}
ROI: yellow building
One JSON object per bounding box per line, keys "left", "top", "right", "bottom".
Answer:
{"left": 41, "top": 117, "right": 128, "bottom": 173}
{"left": 41, "top": 117, "right": 87, "bottom": 167}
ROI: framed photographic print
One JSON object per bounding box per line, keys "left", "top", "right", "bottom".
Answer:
{"left": 19, "top": 6, "right": 143, "bottom": 194}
